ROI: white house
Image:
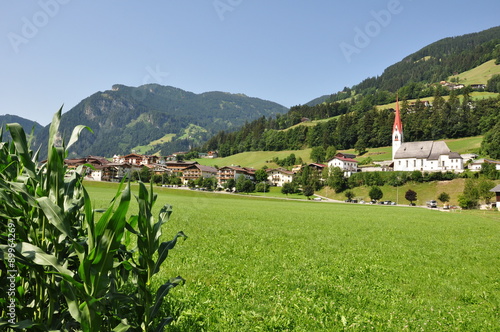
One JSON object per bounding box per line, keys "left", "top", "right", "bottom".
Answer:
{"left": 327, "top": 154, "right": 359, "bottom": 176}
{"left": 266, "top": 168, "right": 295, "bottom": 187}
{"left": 469, "top": 158, "right": 500, "bottom": 171}
{"left": 392, "top": 99, "right": 464, "bottom": 172}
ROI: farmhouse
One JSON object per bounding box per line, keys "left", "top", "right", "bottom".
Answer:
{"left": 266, "top": 168, "right": 295, "bottom": 187}
{"left": 392, "top": 99, "right": 464, "bottom": 172}
{"left": 327, "top": 153, "right": 359, "bottom": 176}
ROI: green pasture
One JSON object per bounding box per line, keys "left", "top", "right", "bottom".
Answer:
{"left": 196, "top": 149, "right": 314, "bottom": 169}
{"left": 449, "top": 59, "right": 500, "bottom": 84}
{"left": 85, "top": 181, "right": 500, "bottom": 331}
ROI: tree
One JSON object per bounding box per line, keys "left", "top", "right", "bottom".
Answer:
{"left": 302, "top": 185, "right": 314, "bottom": 199}
{"left": 281, "top": 182, "right": 295, "bottom": 197}
{"left": 369, "top": 186, "right": 383, "bottom": 202}
{"left": 478, "top": 178, "right": 495, "bottom": 204}
{"left": 480, "top": 162, "right": 499, "bottom": 180}
{"left": 255, "top": 169, "right": 268, "bottom": 183}
{"left": 437, "top": 192, "right": 450, "bottom": 207}
{"left": 458, "top": 178, "right": 479, "bottom": 209}
{"left": 325, "top": 146, "right": 337, "bottom": 161}
{"left": 405, "top": 189, "right": 417, "bottom": 205}
{"left": 354, "top": 138, "right": 367, "bottom": 155}
{"left": 255, "top": 182, "right": 270, "bottom": 192}
{"left": 481, "top": 122, "right": 500, "bottom": 159}
{"left": 224, "top": 178, "right": 236, "bottom": 191}
{"left": 344, "top": 190, "right": 355, "bottom": 202}
{"left": 310, "top": 146, "right": 326, "bottom": 163}
{"left": 327, "top": 167, "right": 347, "bottom": 193}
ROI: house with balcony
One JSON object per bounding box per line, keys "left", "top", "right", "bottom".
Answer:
{"left": 266, "top": 168, "right": 295, "bottom": 187}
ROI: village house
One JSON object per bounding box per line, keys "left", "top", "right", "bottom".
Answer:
{"left": 327, "top": 153, "right": 359, "bottom": 177}
{"left": 112, "top": 153, "right": 159, "bottom": 166}
{"left": 181, "top": 164, "right": 218, "bottom": 184}
{"left": 217, "top": 166, "right": 255, "bottom": 186}
{"left": 490, "top": 185, "right": 500, "bottom": 210}
{"left": 469, "top": 158, "right": 500, "bottom": 171}
{"left": 164, "top": 160, "right": 199, "bottom": 176}
{"left": 266, "top": 168, "right": 295, "bottom": 187}
{"left": 392, "top": 99, "right": 464, "bottom": 172}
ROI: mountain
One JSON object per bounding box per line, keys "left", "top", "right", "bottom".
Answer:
{"left": 32, "top": 84, "right": 288, "bottom": 158}
{"left": 0, "top": 114, "right": 43, "bottom": 140}
{"left": 307, "top": 26, "right": 500, "bottom": 106}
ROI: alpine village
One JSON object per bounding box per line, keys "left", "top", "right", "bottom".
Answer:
{"left": 3, "top": 24, "right": 500, "bottom": 332}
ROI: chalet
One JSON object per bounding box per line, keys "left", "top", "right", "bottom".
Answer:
{"left": 113, "top": 153, "right": 159, "bottom": 166}
{"left": 181, "top": 164, "right": 218, "bottom": 184}
{"left": 164, "top": 161, "right": 199, "bottom": 176}
{"left": 327, "top": 153, "right": 359, "bottom": 176}
{"left": 266, "top": 168, "right": 295, "bottom": 187}
{"left": 490, "top": 185, "right": 500, "bottom": 210}
{"left": 217, "top": 166, "right": 255, "bottom": 186}
{"left": 95, "top": 163, "right": 136, "bottom": 182}
{"left": 206, "top": 151, "right": 218, "bottom": 158}
{"left": 392, "top": 99, "right": 464, "bottom": 172}
{"left": 65, "top": 155, "right": 109, "bottom": 168}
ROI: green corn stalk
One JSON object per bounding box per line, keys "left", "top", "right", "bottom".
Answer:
{"left": 0, "top": 108, "right": 186, "bottom": 331}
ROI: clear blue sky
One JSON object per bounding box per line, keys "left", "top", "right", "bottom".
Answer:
{"left": 1, "top": 0, "right": 499, "bottom": 125}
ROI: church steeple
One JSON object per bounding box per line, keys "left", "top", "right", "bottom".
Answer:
{"left": 392, "top": 97, "right": 403, "bottom": 160}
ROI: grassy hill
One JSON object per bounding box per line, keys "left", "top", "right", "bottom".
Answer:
{"left": 449, "top": 59, "right": 500, "bottom": 84}
{"left": 196, "top": 148, "right": 314, "bottom": 169}
{"left": 197, "top": 136, "right": 484, "bottom": 168}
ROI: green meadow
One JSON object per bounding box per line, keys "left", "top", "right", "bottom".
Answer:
{"left": 85, "top": 181, "right": 500, "bottom": 331}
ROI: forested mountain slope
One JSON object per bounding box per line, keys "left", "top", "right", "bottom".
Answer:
{"left": 32, "top": 84, "right": 288, "bottom": 158}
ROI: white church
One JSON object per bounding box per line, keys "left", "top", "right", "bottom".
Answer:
{"left": 392, "top": 100, "right": 464, "bottom": 172}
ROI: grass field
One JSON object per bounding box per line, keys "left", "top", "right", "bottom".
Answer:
{"left": 85, "top": 181, "right": 500, "bottom": 331}
{"left": 449, "top": 59, "right": 500, "bottom": 84}
{"left": 196, "top": 149, "right": 314, "bottom": 169}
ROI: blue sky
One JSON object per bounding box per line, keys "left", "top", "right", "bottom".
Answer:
{"left": 1, "top": 1, "right": 499, "bottom": 125}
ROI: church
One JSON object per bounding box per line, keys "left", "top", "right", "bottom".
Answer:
{"left": 392, "top": 100, "right": 464, "bottom": 172}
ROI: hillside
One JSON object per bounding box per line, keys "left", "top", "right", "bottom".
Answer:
{"left": 0, "top": 114, "right": 43, "bottom": 139}
{"left": 32, "top": 84, "right": 288, "bottom": 158}
{"left": 448, "top": 59, "right": 500, "bottom": 84}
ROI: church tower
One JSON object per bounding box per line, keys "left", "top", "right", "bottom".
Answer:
{"left": 392, "top": 97, "right": 403, "bottom": 160}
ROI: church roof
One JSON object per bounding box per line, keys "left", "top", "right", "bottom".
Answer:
{"left": 394, "top": 140, "right": 458, "bottom": 160}
{"left": 393, "top": 98, "right": 403, "bottom": 134}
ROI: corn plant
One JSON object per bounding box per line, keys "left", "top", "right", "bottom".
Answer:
{"left": 0, "top": 108, "right": 186, "bottom": 331}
